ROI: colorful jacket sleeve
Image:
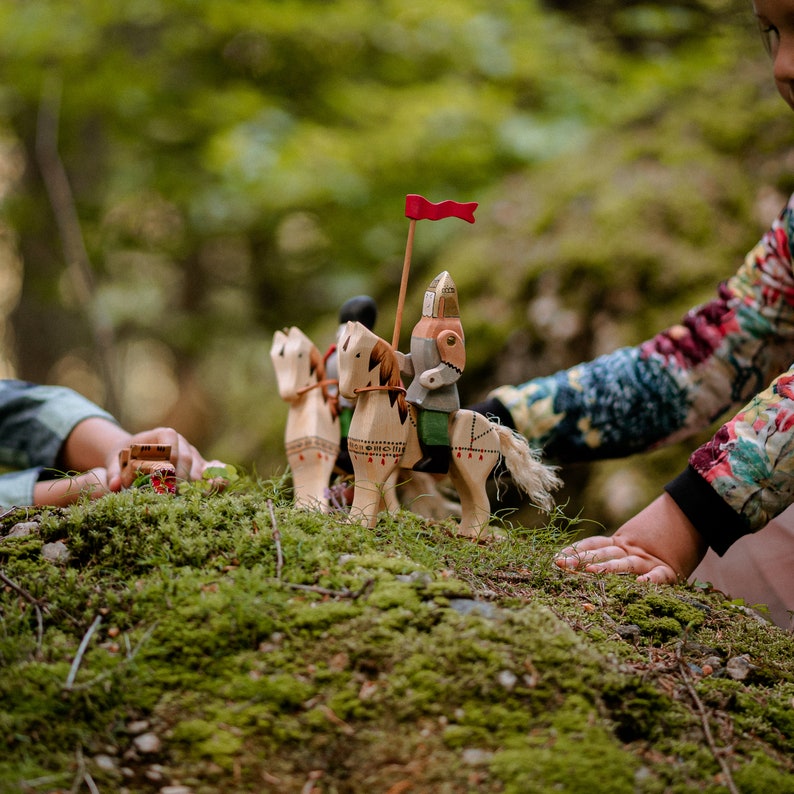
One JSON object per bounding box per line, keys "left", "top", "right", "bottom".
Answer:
{"left": 490, "top": 194, "right": 794, "bottom": 553}
{"left": 0, "top": 380, "right": 117, "bottom": 507}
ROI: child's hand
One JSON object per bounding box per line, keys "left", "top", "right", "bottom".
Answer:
{"left": 105, "top": 427, "right": 228, "bottom": 491}
{"left": 553, "top": 493, "right": 707, "bottom": 584}
{"left": 554, "top": 534, "right": 679, "bottom": 583}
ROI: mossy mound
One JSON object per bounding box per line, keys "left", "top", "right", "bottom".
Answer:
{"left": 1, "top": 477, "right": 793, "bottom": 793}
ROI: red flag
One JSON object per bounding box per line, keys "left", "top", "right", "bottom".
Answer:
{"left": 405, "top": 194, "right": 478, "bottom": 224}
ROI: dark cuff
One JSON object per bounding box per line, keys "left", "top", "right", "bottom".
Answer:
{"left": 664, "top": 465, "right": 750, "bottom": 556}
{"left": 466, "top": 397, "right": 515, "bottom": 429}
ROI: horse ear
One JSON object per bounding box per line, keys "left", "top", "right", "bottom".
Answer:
{"left": 271, "top": 329, "right": 287, "bottom": 355}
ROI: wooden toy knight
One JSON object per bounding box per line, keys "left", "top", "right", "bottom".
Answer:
{"left": 396, "top": 270, "right": 464, "bottom": 474}
{"left": 336, "top": 194, "right": 561, "bottom": 537}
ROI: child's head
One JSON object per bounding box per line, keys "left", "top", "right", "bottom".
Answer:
{"left": 754, "top": 0, "right": 794, "bottom": 109}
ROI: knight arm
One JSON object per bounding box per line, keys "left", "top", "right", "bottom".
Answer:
{"left": 419, "top": 330, "right": 465, "bottom": 390}
{"left": 396, "top": 350, "right": 414, "bottom": 379}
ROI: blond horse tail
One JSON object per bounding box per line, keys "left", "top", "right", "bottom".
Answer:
{"left": 493, "top": 424, "right": 562, "bottom": 512}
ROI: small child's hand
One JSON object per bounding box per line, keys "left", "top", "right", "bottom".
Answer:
{"left": 554, "top": 535, "right": 678, "bottom": 583}
{"left": 553, "top": 493, "right": 707, "bottom": 585}
{"left": 105, "top": 427, "right": 229, "bottom": 492}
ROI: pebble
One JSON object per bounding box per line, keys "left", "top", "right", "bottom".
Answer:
{"left": 41, "top": 540, "right": 69, "bottom": 563}
{"left": 5, "top": 521, "right": 38, "bottom": 539}
{"left": 127, "top": 720, "right": 150, "bottom": 734}
{"left": 726, "top": 655, "right": 754, "bottom": 681}
{"left": 93, "top": 754, "right": 118, "bottom": 772}
{"left": 160, "top": 787, "right": 193, "bottom": 794}
{"left": 497, "top": 670, "right": 518, "bottom": 691}
{"left": 461, "top": 748, "right": 493, "bottom": 766}
{"left": 448, "top": 598, "right": 500, "bottom": 619}
{"left": 133, "top": 732, "right": 162, "bottom": 754}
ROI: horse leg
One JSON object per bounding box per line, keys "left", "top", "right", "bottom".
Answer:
{"left": 448, "top": 411, "right": 502, "bottom": 539}
{"left": 448, "top": 457, "right": 497, "bottom": 538}
{"left": 349, "top": 460, "right": 401, "bottom": 527}
{"left": 287, "top": 440, "right": 336, "bottom": 511}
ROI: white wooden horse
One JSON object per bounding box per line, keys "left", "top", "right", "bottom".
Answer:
{"left": 270, "top": 326, "right": 341, "bottom": 510}
{"left": 337, "top": 321, "right": 561, "bottom": 538}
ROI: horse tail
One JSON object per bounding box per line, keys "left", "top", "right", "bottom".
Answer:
{"left": 493, "top": 424, "right": 562, "bottom": 512}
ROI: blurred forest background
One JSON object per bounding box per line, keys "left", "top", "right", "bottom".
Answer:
{"left": 2, "top": 0, "right": 793, "bottom": 528}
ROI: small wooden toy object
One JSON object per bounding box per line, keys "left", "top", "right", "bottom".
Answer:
{"left": 119, "top": 444, "right": 176, "bottom": 494}
{"left": 270, "top": 325, "right": 341, "bottom": 510}
{"left": 334, "top": 194, "right": 560, "bottom": 537}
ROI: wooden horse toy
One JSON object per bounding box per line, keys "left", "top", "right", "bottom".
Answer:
{"left": 270, "top": 326, "right": 341, "bottom": 510}
{"left": 336, "top": 320, "right": 561, "bottom": 538}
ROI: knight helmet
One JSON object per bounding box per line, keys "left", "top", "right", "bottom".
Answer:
{"left": 421, "top": 271, "right": 460, "bottom": 319}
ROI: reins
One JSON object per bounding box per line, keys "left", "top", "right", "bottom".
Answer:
{"left": 353, "top": 384, "right": 406, "bottom": 395}
{"left": 296, "top": 379, "right": 337, "bottom": 396}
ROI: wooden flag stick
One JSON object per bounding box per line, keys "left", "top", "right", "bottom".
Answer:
{"left": 392, "top": 217, "right": 416, "bottom": 350}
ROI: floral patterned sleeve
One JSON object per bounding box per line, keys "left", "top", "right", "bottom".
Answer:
{"left": 489, "top": 194, "right": 794, "bottom": 550}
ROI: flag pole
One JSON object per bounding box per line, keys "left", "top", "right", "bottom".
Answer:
{"left": 392, "top": 217, "right": 416, "bottom": 350}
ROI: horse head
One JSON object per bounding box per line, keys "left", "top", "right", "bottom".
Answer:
{"left": 270, "top": 326, "right": 326, "bottom": 402}
{"left": 338, "top": 321, "right": 402, "bottom": 403}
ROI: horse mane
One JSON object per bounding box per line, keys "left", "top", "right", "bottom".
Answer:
{"left": 370, "top": 337, "right": 409, "bottom": 420}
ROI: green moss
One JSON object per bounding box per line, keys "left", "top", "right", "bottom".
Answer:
{"left": 622, "top": 590, "right": 706, "bottom": 642}
{"left": 491, "top": 721, "right": 638, "bottom": 794}
{"left": 732, "top": 754, "right": 794, "bottom": 794}
{"left": 1, "top": 478, "right": 793, "bottom": 792}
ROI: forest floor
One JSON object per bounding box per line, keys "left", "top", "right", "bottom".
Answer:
{"left": 1, "top": 474, "right": 793, "bottom": 794}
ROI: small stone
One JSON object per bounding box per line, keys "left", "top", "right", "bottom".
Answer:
{"left": 5, "top": 521, "right": 38, "bottom": 539}
{"left": 127, "top": 720, "right": 150, "bottom": 734}
{"left": 616, "top": 624, "right": 641, "bottom": 641}
{"left": 726, "top": 655, "right": 754, "bottom": 681}
{"left": 159, "top": 787, "right": 193, "bottom": 794}
{"left": 449, "top": 598, "right": 499, "bottom": 619}
{"left": 93, "top": 754, "right": 118, "bottom": 772}
{"left": 145, "top": 764, "right": 166, "bottom": 781}
{"left": 133, "top": 732, "right": 162, "bottom": 754}
{"left": 497, "top": 670, "right": 517, "bottom": 691}
{"left": 461, "top": 748, "right": 493, "bottom": 766}
{"left": 41, "top": 540, "right": 69, "bottom": 563}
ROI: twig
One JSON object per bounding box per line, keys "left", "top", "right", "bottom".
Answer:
{"left": 69, "top": 746, "right": 100, "bottom": 794}
{"left": 0, "top": 569, "right": 45, "bottom": 655}
{"left": 64, "top": 614, "right": 102, "bottom": 690}
{"left": 676, "top": 644, "right": 739, "bottom": 794}
{"left": 284, "top": 579, "right": 374, "bottom": 600}
{"left": 67, "top": 621, "right": 158, "bottom": 692}
{"left": 267, "top": 499, "right": 284, "bottom": 580}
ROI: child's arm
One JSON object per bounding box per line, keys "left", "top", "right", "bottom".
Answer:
{"left": 554, "top": 493, "right": 708, "bottom": 583}
{"left": 33, "top": 468, "right": 110, "bottom": 506}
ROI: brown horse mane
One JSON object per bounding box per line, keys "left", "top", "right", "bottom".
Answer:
{"left": 370, "top": 337, "right": 409, "bottom": 421}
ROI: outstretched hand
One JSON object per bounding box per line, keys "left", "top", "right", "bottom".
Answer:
{"left": 553, "top": 493, "right": 708, "bottom": 584}
{"left": 554, "top": 533, "right": 680, "bottom": 583}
